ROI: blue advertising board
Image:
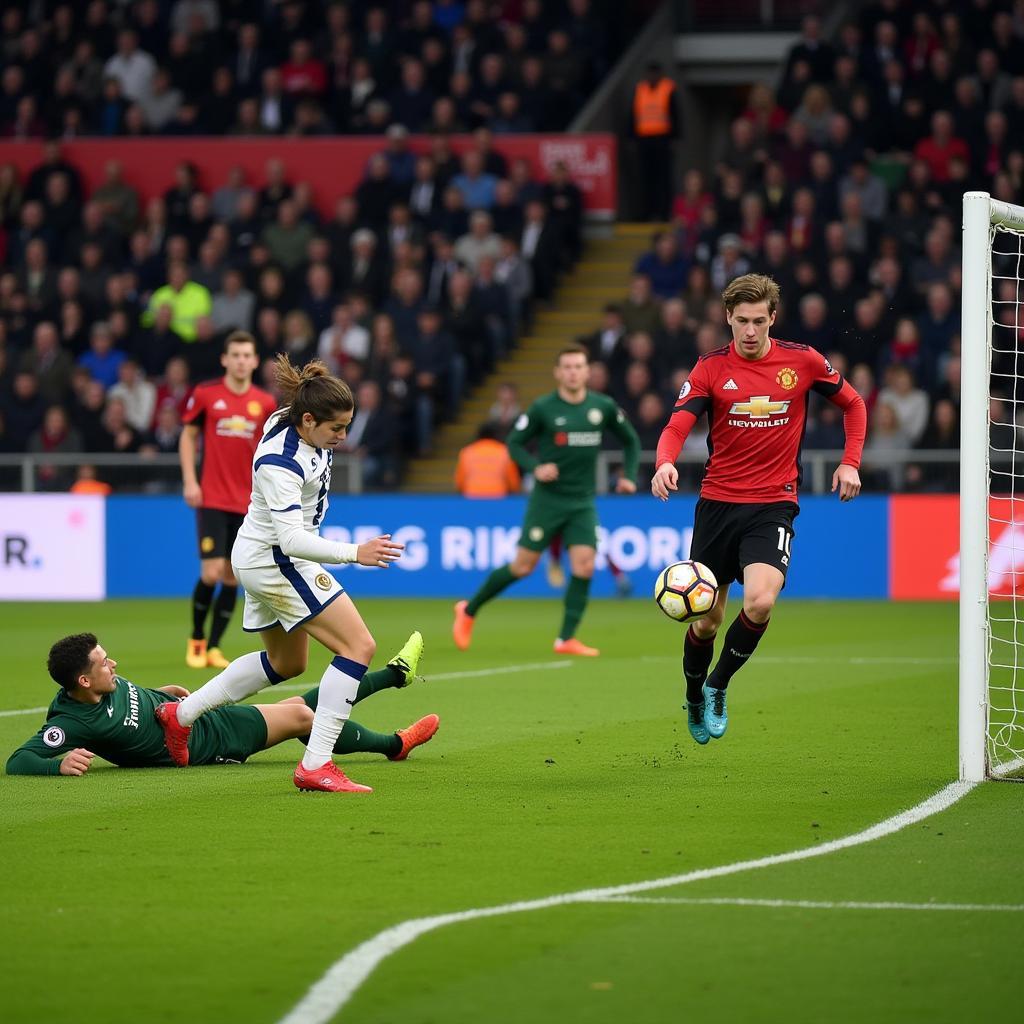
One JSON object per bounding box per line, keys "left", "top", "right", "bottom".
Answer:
{"left": 106, "top": 494, "right": 889, "bottom": 599}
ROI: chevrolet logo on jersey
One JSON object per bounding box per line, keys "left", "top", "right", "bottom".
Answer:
{"left": 728, "top": 396, "right": 791, "bottom": 418}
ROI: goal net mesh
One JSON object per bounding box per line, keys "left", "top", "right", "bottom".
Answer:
{"left": 987, "top": 223, "right": 1024, "bottom": 779}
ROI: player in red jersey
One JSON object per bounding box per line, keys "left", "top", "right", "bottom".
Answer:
{"left": 651, "top": 274, "right": 866, "bottom": 744}
{"left": 179, "top": 332, "right": 277, "bottom": 669}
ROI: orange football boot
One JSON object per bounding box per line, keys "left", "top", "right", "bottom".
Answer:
{"left": 553, "top": 638, "right": 600, "bottom": 657}
{"left": 389, "top": 714, "right": 440, "bottom": 761}
{"left": 452, "top": 600, "right": 475, "bottom": 650}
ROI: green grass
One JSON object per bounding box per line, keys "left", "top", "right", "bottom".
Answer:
{"left": 1, "top": 598, "right": 1020, "bottom": 1024}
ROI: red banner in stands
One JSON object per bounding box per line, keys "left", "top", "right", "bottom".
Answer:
{"left": 0, "top": 134, "right": 617, "bottom": 217}
{"left": 889, "top": 494, "right": 1024, "bottom": 598}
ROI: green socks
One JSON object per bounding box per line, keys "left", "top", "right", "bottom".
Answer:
{"left": 300, "top": 687, "right": 401, "bottom": 758}
{"left": 466, "top": 564, "right": 519, "bottom": 616}
{"left": 558, "top": 575, "right": 591, "bottom": 641}
{"left": 334, "top": 721, "right": 401, "bottom": 758}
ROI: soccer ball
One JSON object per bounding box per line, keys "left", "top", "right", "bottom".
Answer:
{"left": 654, "top": 560, "right": 719, "bottom": 623}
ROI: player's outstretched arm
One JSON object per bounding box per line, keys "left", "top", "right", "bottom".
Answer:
{"left": 6, "top": 743, "right": 94, "bottom": 777}
{"left": 832, "top": 464, "right": 862, "bottom": 502}
{"left": 355, "top": 534, "right": 405, "bottom": 568}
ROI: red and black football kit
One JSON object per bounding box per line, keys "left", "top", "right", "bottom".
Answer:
{"left": 182, "top": 379, "right": 277, "bottom": 558}
{"left": 656, "top": 338, "right": 867, "bottom": 585}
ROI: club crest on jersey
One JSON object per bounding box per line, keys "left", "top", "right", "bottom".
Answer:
{"left": 43, "top": 726, "right": 65, "bottom": 748}
{"left": 314, "top": 573, "right": 333, "bottom": 591}
{"left": 587, "top": 408, "right": 603, "bottom": 425}
{"left": 247, "top": 400, "right": 263, "bottom": 416}
{"left": 776, "top": 368, "right": 799, "bottom": 390}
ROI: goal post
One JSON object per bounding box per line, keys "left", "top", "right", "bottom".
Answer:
{"left": 960, "top": 191, "right": 1024, "bottom": 782}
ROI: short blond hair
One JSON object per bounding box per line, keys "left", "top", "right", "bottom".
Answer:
{"left": 721, "top": 273, "right": 781, "bottom": 315}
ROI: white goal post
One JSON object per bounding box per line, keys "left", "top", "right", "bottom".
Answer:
{"left": 960, "top": 192, "right": 1024, "bottom": 782}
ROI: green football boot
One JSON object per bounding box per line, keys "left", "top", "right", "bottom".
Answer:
{"left": 388, "top": 631, "right": 425, "bottom": 688}
{"left": 703, "top": 683, "right": 728, "bottom": 739}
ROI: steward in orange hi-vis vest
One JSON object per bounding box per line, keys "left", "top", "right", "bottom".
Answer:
{"left": 631, "top": 62, "right": 680, "bottom": 221}
{"left": 454, "top": 425, "right": 521, "bottom": 498}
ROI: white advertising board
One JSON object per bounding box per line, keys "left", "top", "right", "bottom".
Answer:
{"left": 0, "top": 495, "right": 106, "bottom": 600}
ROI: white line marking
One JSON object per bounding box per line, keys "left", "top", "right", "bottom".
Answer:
{"left": 640, "top": 655, "right": 955, "bottom": 666}
{"left": 0, "top": 705, "right": 47, "bottom": 718}
{"left": 271, "top": 660, "right": 575, "bottom": 693}
{"left": 275, "top": 780, "right": 976, "bottom": 1024}
{"left": 594, "top": 896, "right": 1024, "bottom": 913}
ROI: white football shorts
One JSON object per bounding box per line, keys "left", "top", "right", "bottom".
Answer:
{"left": 236, "top": 555, "right": 345, "bottom": 633}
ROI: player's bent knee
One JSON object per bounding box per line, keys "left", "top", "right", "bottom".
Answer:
{"left": 744, "top": 592, "right": 777, "bottom": 622}
{"left": 269, "top": 655, "right": 306, "bottom": 679}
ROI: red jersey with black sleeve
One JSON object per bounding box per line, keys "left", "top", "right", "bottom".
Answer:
{"left": 655, "top": 338, "right": 867, "bottom": 504}
{"left": 181, "top": 379, "right": 278, "bottom": 514}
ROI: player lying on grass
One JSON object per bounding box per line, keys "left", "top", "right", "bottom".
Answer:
{"left": 6, "top": 632, "right": 438, "bottom": 777}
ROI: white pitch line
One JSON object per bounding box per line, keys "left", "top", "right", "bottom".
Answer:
{"left": 275, "top": 780, "right": 975, "bottom": 1024}
{"left": 593, "top": 896, "right": 1024, "bottom": 913}
{"left": 640, "top": 655, "right": 955, "bottom": 666}
{"left": 0, "top": 705, "right": 47, "bottom": 718}
{"left": 271, "top": 659, "right": 575, "bottom": 693}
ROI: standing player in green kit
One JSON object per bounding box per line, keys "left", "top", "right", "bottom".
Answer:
{"left": 453, "top": 345, "right": 641, "bottom": 656}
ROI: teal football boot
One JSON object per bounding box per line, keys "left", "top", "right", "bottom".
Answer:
{"left": 703, "top": 683, "right": 728, "bottom": 739}
{"left": 686, "top": 696, "right": 710, "bottom": 745}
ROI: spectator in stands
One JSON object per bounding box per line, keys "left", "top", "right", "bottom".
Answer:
{"left": 3, "top": 371, "right": 46, "bottom": 448}
{"left": 543, "top": 161, "right": 584, "bottom": 265}
{"left": 340, "top": 379, "right": 398, "bottom": 490}
{"left": 143, "top": 260, "right": 212, "bottom": 343}
{"left": 19, "top": 320, "right": 73, "bottom": 404}
{"left": 78, "top": 321, "right": 126, "bottom": 389}
{"left": 455, "top": 422, "right": 521, "bottom": 498}
{"left": 519, "top": 199, "right": 560, "bottom": 302}
{"left": 452, "top": 150, "right": 498, "bottom": 212}
{"left": 108, "top": 358, "right": 156, "bottom": 433}
{"left": 261, "top": 199, "right": 314, "bottom": 273}
{"left": 28, "top": 404, "right": 83, "bottom": 491}
{"left": 621, "top": 274, "right": 661, "bottom": 337}
{"left": 905, "top": 398, "right": 959, "bottom": 492}
{"left": 487, "top": 382, "right": 521, "bottom": 435}
{"left": 914, "top": 110, "right": 969, "bottom": 183}
{"left": 635, "top": 231, "right": 689, "bottom": 301}
{"left": 863, "top": 400, "right": 911, "bottom": 490}
{"left": 455, "top": 211, "right": 502, "bottom": 273}
{"left": 878, "top": 363, "right": 930, "bottom": 445}
{"left": 211, "top": 267, "right": 255, "bottom": 333}
{"left": 103, "top": 29, "right": 156, "bottom": 105}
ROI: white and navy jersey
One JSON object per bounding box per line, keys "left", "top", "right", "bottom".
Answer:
{"left": 232, "top": 409, "right": 335, "bottom": 569}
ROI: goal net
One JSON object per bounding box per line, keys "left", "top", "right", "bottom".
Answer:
{"left": 962, "top": 192, "right": 1024, "bottom": 781}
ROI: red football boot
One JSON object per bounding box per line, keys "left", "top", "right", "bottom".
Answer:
{"left": 293, "top": 760, "right": 373, "bottom": 793}
{"left": 155, "top": 701, "right": 191, "bottom": 766}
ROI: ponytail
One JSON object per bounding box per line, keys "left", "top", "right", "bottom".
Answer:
{"left": 274, "top": 355, "right": 354, "bottom": 426}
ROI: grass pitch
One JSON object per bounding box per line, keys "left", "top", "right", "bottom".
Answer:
{"left": 1, "top": 597, "right": 1020, "bottom": 1024}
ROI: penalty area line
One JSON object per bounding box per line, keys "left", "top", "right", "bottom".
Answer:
{"left": 275, "top": 780, "right": 976, "bottom": 1024}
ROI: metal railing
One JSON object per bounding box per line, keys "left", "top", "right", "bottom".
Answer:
{"left": 0, "top": 452, "right": 363, "bottom": 494}
{"left": 596, "top": 449, "right": 972, "bottom": 494}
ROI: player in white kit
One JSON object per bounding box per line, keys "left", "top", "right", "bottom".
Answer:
{"left": 156, "top": 356, "right": 406, "bottom": 793}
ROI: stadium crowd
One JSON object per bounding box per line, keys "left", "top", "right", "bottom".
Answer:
{"left": 0, "top": 1, "right": 612, "bottom": 490}
{"left": 556, "top": 0, "right": 1004, "bottom": 494}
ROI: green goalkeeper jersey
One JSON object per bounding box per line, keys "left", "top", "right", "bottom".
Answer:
{"left": 5, "top": 677, "right": 248, "bottom": 775}
{"left": 506, "top": 390, "right": 641, "bottom": 500}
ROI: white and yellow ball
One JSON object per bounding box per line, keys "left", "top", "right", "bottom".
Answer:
{"left": 654, "top": 560, "right": 719, "bottom": 623}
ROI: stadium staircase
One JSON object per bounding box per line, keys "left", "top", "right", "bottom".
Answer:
{"left": 402, "top": 222, "right": 658, "bottom": 492}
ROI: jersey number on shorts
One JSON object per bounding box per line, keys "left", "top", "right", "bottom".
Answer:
{"left": 776, "top": 527, "right": 792, "bottom": 566}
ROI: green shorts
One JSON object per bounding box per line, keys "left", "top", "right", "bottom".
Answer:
{"left": 519, "top": 493, "right": 599, "bottom": 552}
{"left": 189, "top": 705, "right": 268, "bottom": 765}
